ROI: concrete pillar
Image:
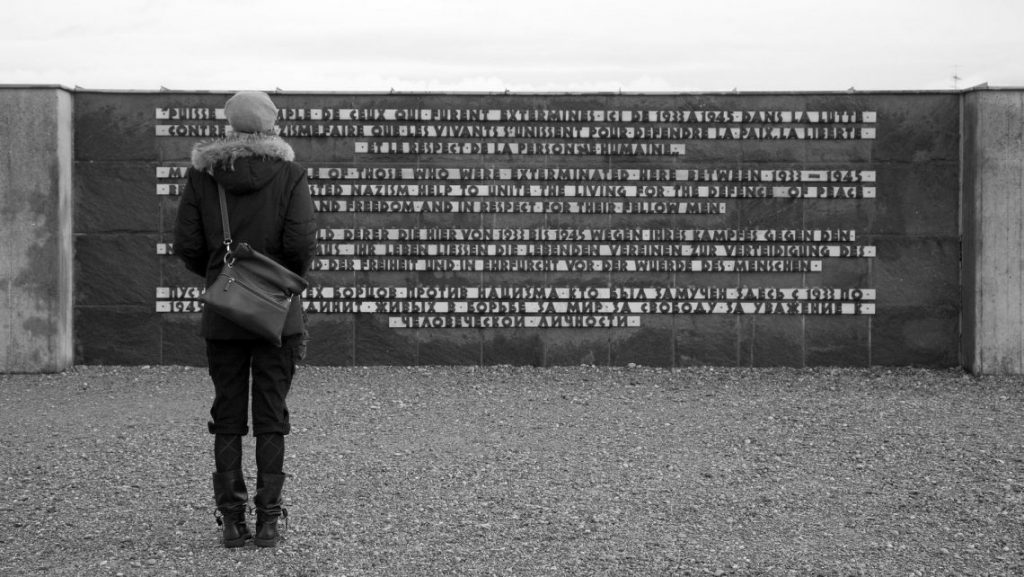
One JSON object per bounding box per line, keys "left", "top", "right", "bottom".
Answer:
{"left": 0, "top": 87, "right": 74, "bottom": 373}
{"left": 962, "top": 88, "right": 1024, "bottom": 374}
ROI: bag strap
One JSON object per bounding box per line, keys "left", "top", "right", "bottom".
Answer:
{"left": 215, "top": 184, "right": 233, "bottom": 251}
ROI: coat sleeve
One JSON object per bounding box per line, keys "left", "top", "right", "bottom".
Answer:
{"left": 281, "top": 170, "right": 318, "bottom": 276}
{"left": 173, "top": 168, "right": 210, "bottom": 278}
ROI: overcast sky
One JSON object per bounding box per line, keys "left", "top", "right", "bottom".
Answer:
{"left": 4, "top": 0, "right": 1021, "bottom": 93}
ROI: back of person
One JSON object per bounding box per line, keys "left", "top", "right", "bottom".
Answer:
{"left": 173, "top": 90, "right": 316, "bottom": 548}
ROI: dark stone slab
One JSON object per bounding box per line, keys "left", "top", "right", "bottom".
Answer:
{"left": 75, "top": 234, "right": 159, "bottom": 306}
{"left": 675, "top": 316, "right": 739, "bottom": 367}
{"left": 353, "top": 315, "right": 417, "bottom": 365}
{"left": 736, "top": 196, "right": 806, "bottom": 229}
{"left": 542, "top": 329, "right": 610, "bottom": 366}
{"left": 870, "top": 164, "right": 959, "bottom": 236}
{"left": 801, "top": 139, "right": 874, "bottom": 164}
{"left": 482, "top": 330, "right": 544, "bottom": 365}
{"left": 75, "top": 162, "right": 156, "bottom": 233}
{"left": 870, "top": 94, "right": 959, "bottom": 163}
{"left": 160, "top": 257, "right": 202, "bottom": 287}
{"left": 160, "top": 315, "right": 205, "bottom": 366}
{"left": 609, "top": 319, "right": 674, "bottom": 367}
{"left": 805, "top": 316, "right": 870, "bottom": 367}
{"left": 305, "top": 314, "right": 355, "bottom": 366}
{"left": 873, "top": 237, "right": 959, "bottom": 309}
{"left": 813, "top": 257, "right": 872, "bottom": 288}
{"left": 418, "top": 329, "right": 483, "bottom": 365}
{"left": 739, "top": 316, "right": 805, "bottom": 368}
{"left": 75, "top": 306, "right": 161, "bottom": 364}
{"left": 871, "top": 306, "right": 959, "bottom": 367}
{"left": 75, "top": 93, "right": 159, "bottom": 161}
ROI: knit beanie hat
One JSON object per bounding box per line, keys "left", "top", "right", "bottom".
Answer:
{"left": 224, "top": 91, "right": 278, "bottom": 134}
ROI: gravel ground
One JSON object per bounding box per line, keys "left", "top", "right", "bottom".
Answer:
{"left": 1, "top": 365, "right": 1023, "bottom": 576}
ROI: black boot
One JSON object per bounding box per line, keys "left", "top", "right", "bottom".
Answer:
{"left": 212, "top": 470, "right": 251, "bottom": 548}
{"left": 254, "top": 472, "right": 288, "bottom": 547}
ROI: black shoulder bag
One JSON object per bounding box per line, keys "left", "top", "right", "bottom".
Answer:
{"left": 198, "top": 185, "right": 308, "bottom": 347}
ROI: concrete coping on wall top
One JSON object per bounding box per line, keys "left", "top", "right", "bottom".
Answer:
{"left": 1, "top": 84, "right": 1020, "bottom": 97}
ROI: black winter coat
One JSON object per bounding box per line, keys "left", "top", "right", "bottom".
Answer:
{"left": 174, "top": 134, "right": 317, "bottom": 341}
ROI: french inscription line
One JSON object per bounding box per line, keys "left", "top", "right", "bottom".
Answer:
{"left": 156, "top": 108, "right": 877, "bottom": 124}
{"left": 155, "top": 108, "right": 878, "bottom": 145}
{"left": 354, "top": 141, "right": 687, "bottom": 155}
{"left": 156, "top": 125, "right": 871, "bottom": 144}
{"left": 292, "top": 125, "right": 872, "bottom": 140}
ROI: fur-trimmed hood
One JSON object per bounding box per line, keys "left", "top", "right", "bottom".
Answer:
{"left": 190, "top": 132, "right": 296, "bottom": 194}
{"left": 190, "top": 132, "right": 295, "bottom": 173}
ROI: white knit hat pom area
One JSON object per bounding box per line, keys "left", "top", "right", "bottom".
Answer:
{"left": 224, "top": 91, "right": 278, "bottom": 134}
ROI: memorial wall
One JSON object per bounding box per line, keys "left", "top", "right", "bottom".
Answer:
{"left": 72, "top": 91, "right": 960, "bottom": 367}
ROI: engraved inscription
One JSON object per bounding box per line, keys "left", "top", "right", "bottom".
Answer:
{"left": 156, "top": 103, "right": 878, "bottom": 327}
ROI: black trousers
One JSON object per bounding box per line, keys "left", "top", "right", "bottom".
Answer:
{"left": 205, "top": 335, "right": 300, "bottom": 437}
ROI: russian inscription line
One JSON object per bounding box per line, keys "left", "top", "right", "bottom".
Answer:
{"left": 155, "top": 286, "right": 877, "bottom": 318}
{"left": 155, "top": 281, "right": 878, "bottom": 326}
{"left": 157, "top": 286, "right": 876, "bottom": 301}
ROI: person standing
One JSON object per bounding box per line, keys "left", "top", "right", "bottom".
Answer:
{"left": 173, "top": 91, "right": 317, "bottom": 548}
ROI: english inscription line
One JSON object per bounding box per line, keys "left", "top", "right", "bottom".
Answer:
{"left": 157, "top": 166, "right": 876, "bottom": 183}
{"left": 308, "top": 200, "right": 727, "bottom": 214}
{"left": 304, "top": 184, "right": 876, "bottom": 199}
{"left": 157, "top": 183, "right": 876, "bottom": 199}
